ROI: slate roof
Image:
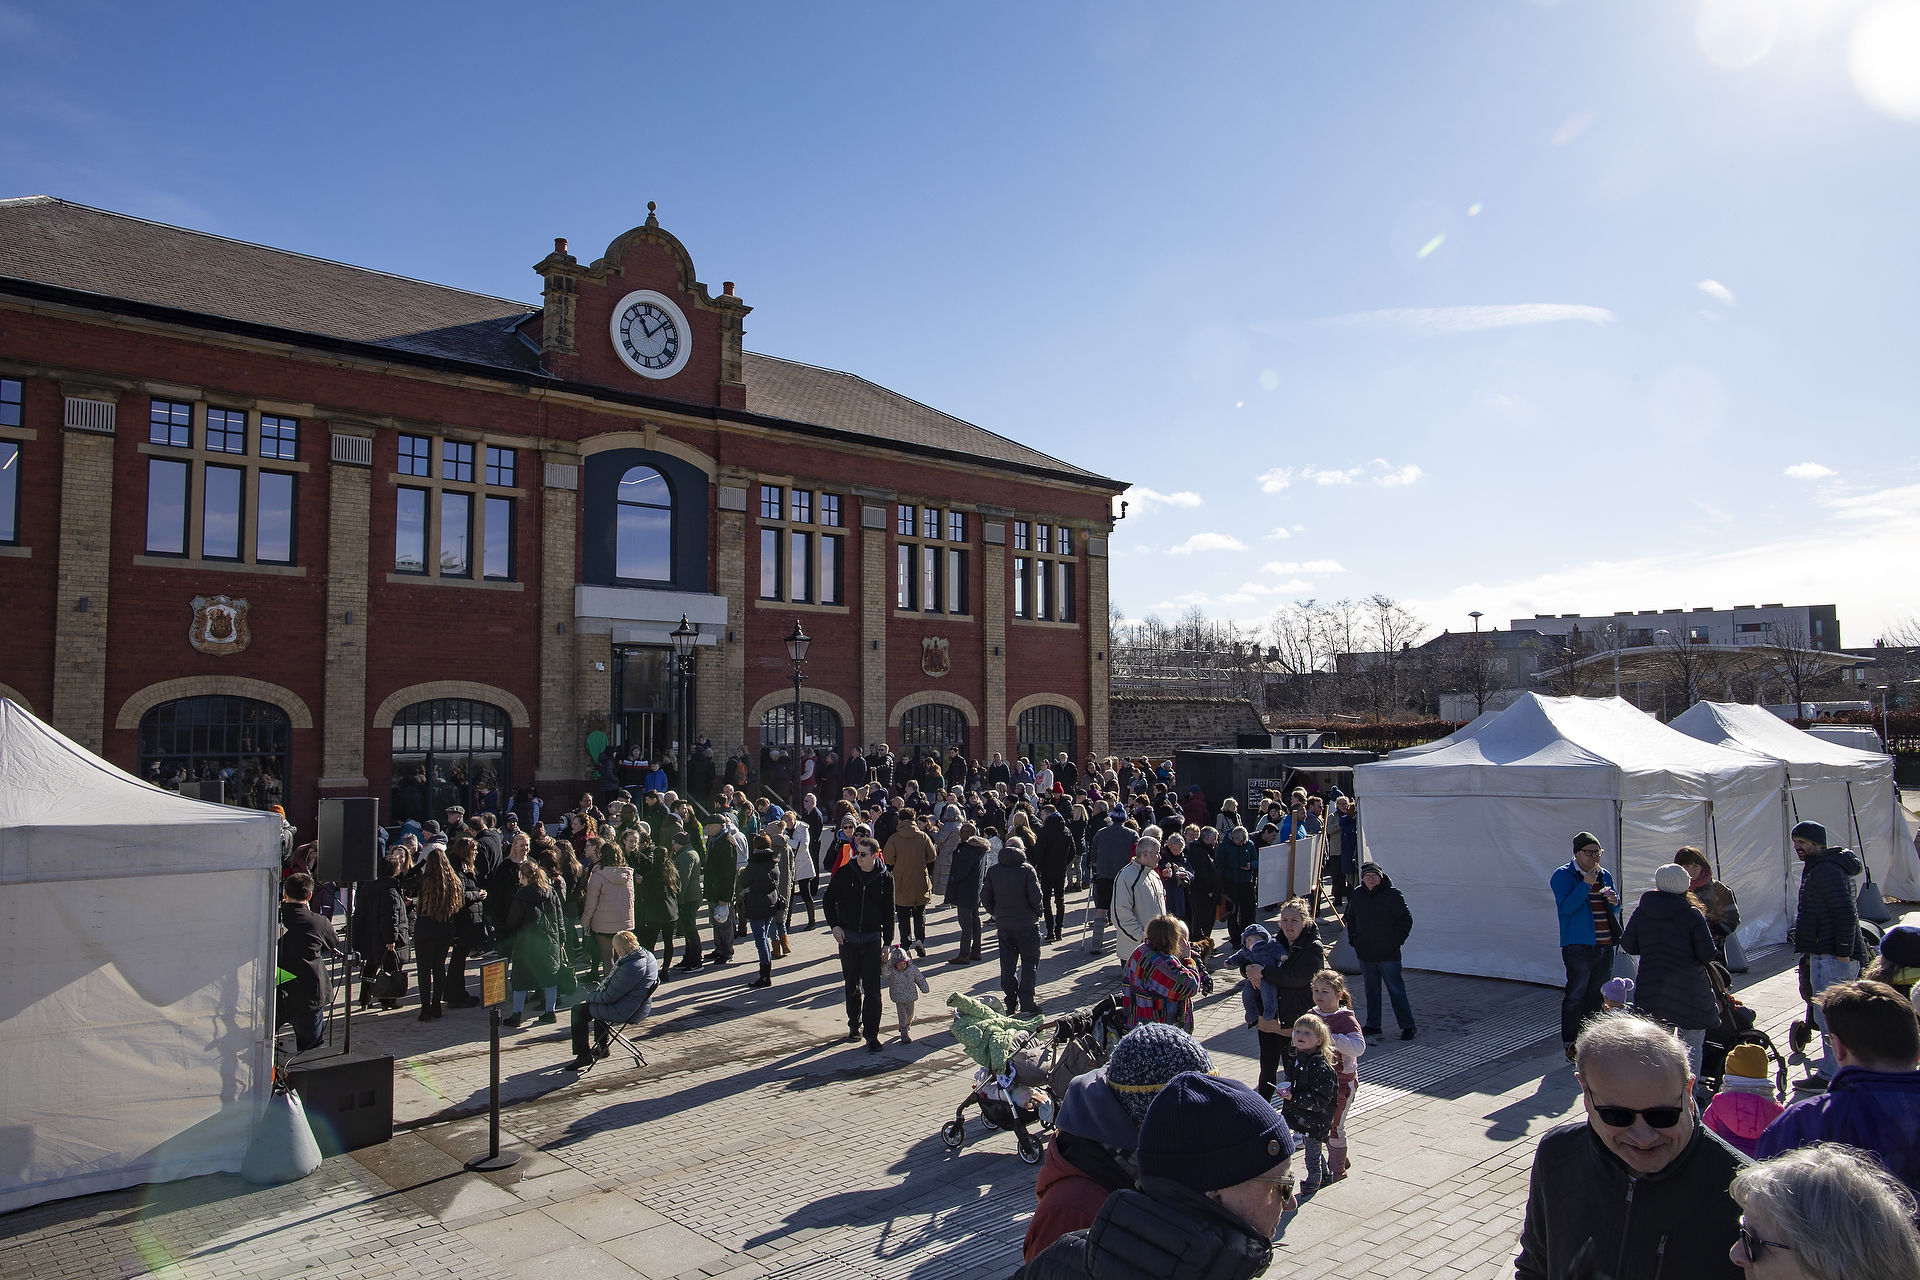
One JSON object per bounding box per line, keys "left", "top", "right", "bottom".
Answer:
{"left": 0, "top": 196, "right": 1117, "bottom": 486}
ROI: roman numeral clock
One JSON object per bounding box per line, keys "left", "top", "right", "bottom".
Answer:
{"left": 610, "top": 289, "right": 692, "bottom": 380}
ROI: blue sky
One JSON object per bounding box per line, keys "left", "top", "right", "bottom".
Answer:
{"left": 5, "top": 0, "right": 1917, "bottom": 642}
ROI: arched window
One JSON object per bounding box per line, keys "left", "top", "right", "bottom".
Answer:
{"left": 760, "top": 703, "right": 843, "bottom": 752}
{"left": 1017, "top": 705, "right": 1076, "bottom": 768}
{"left": 139, "top": 696, "right": 291, "bottom": 811}
{"left": 616, "top": 465, "right": 673, "bottom": 582}
{"left": 898, "top": 703, "right": 969, "bottom": 766}
{"left": 390, "top": 699, "right": 511, "bottom": 825}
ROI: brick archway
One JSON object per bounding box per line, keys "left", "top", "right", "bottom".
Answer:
{"left": 748, "top": 687, "right": 856, "bottom": 731}
{"left": 1007, "top": 692, "right": 1086, "bottom": 728}
{"left": 888, "top": 690, "right": 981, "bottom": 728}
{"left": 115, "top": 676, "right": 314, "bottom": 730}
{"left": 373, "top": 681, "right": 530, "bottom": 729}
{"left": 0, "top": 683, "right": 36, "bottom": 716}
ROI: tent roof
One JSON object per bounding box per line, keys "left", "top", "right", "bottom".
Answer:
{"left": 1670, "top": 701, "right": 1891, "bottom": 781}
{"left": 1390, "top": 707, "right": 1502, "bottom": 757}
{"left": 0, "top": 699, "right": 281, "bottom": 883}
{"left": 1357, "top": 693, "right": 1782, "bottom": 801}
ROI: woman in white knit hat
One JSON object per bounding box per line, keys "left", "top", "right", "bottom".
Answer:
{"left": 1621, "top": 863, "right": 1721, "bottom": 1076}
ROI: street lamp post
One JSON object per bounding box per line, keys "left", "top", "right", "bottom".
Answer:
{"left": 785, "top": 621, "right": 811, "bottom": 802}
{"left": 669, "top": 614, "right": 698, "bottom": 792}
{"left": 1604, "top": 624, "right": 1620, "bottom": 700}
{"left": 1468, "top": 611, "right": 1486, "bottom": 716}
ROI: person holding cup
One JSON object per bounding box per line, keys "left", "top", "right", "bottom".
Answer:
{"left": 1552, "top": 832, "right": 1623, "bottom": 1063}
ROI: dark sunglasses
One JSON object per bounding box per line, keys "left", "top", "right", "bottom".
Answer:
{"left": 1591, "top": 1103, "right": 1686, "bottom": 1130}
{"left": 1739, "top": 1225, "right": 1790, "bottom": 1261}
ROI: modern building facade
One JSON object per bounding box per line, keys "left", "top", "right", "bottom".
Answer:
{"left": 0, "top": 197, "right": 1124, "bottom": 828}
{"left": 1513, "top": 604, "right": 1842, "bottom": 651}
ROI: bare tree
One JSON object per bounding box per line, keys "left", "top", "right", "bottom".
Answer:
{"left": 1536, "top": 627, "right": 1616, "bottom": 699}
{"left": 1767, "top": 618, "right": 1828, "bottom": 719}
{"left": 1361, "top": 594, "right": 1429, "bottom": 719}
{"left": 1642, "top": 627, "right": 1734, "bottom": 718}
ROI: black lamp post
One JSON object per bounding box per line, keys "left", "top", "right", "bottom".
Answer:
{"left": 1468, "top": 610, "right": 1486, "bottom": 716}
{"left": 785, "top": 621, "right": 811, "bottom": 797}
{"left": 669, "top": 614, "right": 698, "bottom": 790}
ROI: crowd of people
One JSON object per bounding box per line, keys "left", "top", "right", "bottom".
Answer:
{"left": 268, "top": 750, "right": 1920, "bottom": 1279}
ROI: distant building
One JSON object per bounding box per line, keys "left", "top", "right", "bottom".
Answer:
{"left": 1512, "top": 604, "right": 1841, "bottom": 652}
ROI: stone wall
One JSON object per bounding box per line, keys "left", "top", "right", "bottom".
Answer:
{"left": 1109, "top": 695, "right": 1268, "bottom": 756}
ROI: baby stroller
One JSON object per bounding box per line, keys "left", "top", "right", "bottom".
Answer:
{"left": 942, "top": 993, "right": 1055, "bottom": 1163}
{"left": 1700, "top": 962, "right": 1789, "bottom": 1099}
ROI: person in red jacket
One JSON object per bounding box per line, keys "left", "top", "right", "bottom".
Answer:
{"left": 1020, "top": 1023, "right": 1213, "bottom": 1262}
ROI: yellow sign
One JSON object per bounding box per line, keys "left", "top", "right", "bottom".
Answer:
{"left": 481, "top": 959, "right": 507, "bottom": 1008}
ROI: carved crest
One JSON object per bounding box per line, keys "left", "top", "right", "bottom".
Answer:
{"left": 921, "top": 636, "right": 951, "bottom": 679}
{"left": 188, "top": 595, "right": 251, "bottom": 656}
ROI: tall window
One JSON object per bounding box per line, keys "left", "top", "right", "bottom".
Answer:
{"left": 389, "top": 431, "right": 520, "bottom": 584}
{"left": 395, "top": 487, "right": 428, "bottom": 572}
{"left": 142, "top": 401, "right": 303, "bottom": 568}
{"left": 0, "top": 440, "right": 19, "bottom": 545}
{"left": 139, "top": 696, "right": 290, "bottom": 810}
{"left": 440, "top": 491, "right": 471, "bottom": 576}
{"left": 760, "top": 483, "right": 843, "bottom": 605}
{"left": 1017, "top": 705, "right": 1076, "bottom": 765}
{"left": 897, "top": 499, "right": 969, "bottom": 615}
{"left": 617, "top": 465, "right": 673, "bottom": 582}
{"left": 484, "top": 495, "right": 513, "bottom": 579}
{"left": 389, "top": 698, "right": 510, "bottom": 825}
{"left": 1013, "top": 518, "right": 1077, "bottom": 622}
{"left": 899, "top": 702, "right": 969, "bottom": 765}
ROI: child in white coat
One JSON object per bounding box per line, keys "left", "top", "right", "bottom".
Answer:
{"left": 886, "top": 943, "right": 930, "bottom": 1043}
{"left": 1312, "top": 970, "right": 1366, "bottom": 1182}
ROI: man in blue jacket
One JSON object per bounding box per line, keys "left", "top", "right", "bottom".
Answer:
{"left": 1552, "top": 832, "right": 1622, "bottom": 1062}
{"left": 1757, "top": 978, "right": 1920, "bottom": 1198}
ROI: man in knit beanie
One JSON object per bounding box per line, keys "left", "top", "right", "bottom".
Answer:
{"left": 1021, "top": 1024, "right": 1214, "bottom": 1262}
{"left": 1018, "top": 1071, "right": 1295, "bottom": 1279}
{"left": 1789, "top": 817, "right": 1865, "bottom": 1086}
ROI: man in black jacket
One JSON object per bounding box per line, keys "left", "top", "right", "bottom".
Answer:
{"left": 278, "top": 873, "right": 343, "bottom": 1051}
{"left": 1018, "top": 1071, "right": 1296, "bottom": 1280}
{"left": 983, "top": 835, "right": 1046, "bottom": 1015}
{"left": 824, "top": 836, "right": 895, "bottom": 1053}
{"left": 1034, "top": 808, "right": 1076, "bottom": 942}
{"left": 1516, "top": 1012, "right": 1746, "bottom": 1280}
{"left": 1789, "top": 819, "right": 1867, "bottom": 1085}
{"left": 1342, "top": 862, "right": 1417, "bottom": 1040}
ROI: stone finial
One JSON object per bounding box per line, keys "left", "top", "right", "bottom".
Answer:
{"left": 645, "top": 201, "right": 659, "bottom": 228}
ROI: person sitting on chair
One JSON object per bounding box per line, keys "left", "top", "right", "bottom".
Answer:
{"left": 564, "top": 930, "right": 658, "bottom": 1072}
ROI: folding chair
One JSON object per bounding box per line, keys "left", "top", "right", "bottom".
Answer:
{"left": 595, "top": 980, "right": 658, "bottom": 1071}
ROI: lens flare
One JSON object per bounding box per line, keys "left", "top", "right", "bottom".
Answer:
{"left": 1259, "top": 369, "right": 1280, "bottom": 391}
{"left": 1852, "top": 1, "right": 1920, "bottom": 121}
{"left": 1696, "top": 0, "right": 1780, "bottom": 70}
{"left": 1466, "top": 202, "right": 1483, "bottom": 216}
{"left": 1417, "top": 234, "right": 1446, "bottom": 259}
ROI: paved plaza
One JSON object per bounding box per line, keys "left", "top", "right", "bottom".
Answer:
{"left": 5, "top": 894, "right": 1914, "bottom": 1280}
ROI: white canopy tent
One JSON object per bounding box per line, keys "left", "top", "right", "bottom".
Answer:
{"left": 1355, "top": 694, "right": 1790, "bottom": 986}
{"left": 1671, "top": 701, "right": 1920, "bottom": 903}
{"left": 0, "top": 698, "right": 282, "bottom": 1214}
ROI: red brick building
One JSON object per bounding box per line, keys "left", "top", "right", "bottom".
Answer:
{"left": 0, "top": 197, "right": 1123, "bottom": 829}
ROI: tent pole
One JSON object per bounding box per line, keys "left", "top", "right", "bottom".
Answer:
{"left": 341, "top": 880, "right": 355, "bottom": 1057}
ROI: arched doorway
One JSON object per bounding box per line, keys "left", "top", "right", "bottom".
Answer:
{"left": 389, "top": 698, "right": 511, "bottom": 825}
{"left": 1017, "top": 704, "right": 1076, "bottom": 767}
{"left": 898, "top": 702, "right": 969, "bottom": 771}
{"left": 138, "top": 695, "right": 291, "bottom": 810}
{"left": 760, "top": 702, "right": 843, "bottom": 798}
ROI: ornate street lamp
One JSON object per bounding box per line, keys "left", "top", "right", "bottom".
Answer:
{"left": 785, "top": 621, "right": 810, "bottom": 800}
{"left": 670, "top": 614, "right": 697, "bottom": 789}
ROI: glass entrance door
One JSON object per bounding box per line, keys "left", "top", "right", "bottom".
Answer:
{"left": 613, "top": 645, "right": 688, "bottom": 787}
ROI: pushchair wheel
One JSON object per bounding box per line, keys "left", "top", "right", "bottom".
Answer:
{"left": 942, "top": 1119, "right": 966, "bottom": 1149}
{"left": 980, "top": 1110, "right": 1001, "bottom": 1130}
{"left": 1017, "top": 1134, "right": 1043, "bottom": 1165}
{"left": 1788, "top": 1020, "right": 1813, "bottom": 1056}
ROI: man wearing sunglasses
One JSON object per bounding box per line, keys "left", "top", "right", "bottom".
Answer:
{"left": 1517, "top": 1012, "right": 1746, "bottom": 1280}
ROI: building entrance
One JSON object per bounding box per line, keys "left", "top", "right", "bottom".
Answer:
{"left": 612, "top": 645, "right": 689, "bottom": 787}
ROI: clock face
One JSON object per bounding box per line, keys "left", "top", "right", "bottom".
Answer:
{"left": 609, "top": 290, "right": 692, "bottom": 379}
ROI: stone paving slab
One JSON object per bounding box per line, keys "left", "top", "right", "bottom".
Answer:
{"left": 4, "top": 892, "right": 1911, "bottom": 1280}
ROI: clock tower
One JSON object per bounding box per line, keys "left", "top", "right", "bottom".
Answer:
{"left": 530, "top": 202, "right": 750, "bottom": 410}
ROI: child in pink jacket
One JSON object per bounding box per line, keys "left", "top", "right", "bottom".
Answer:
{"left": 1702, "top": 1044, "right": 1784, "bottom": 1157}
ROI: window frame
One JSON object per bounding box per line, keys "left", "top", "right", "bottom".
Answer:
{"left": 1012, "top": 519, "right": 1079, "bottom": 626}
{"left": 254, "top": 469, "right": 297, "bottom": 565}
{"left": 439, "top": 489, "right": 473, "bottom": 578}
{"left": 0, "top": 439, "right": 18, "bottom": 546}
{"left": 259, "top": 414, "right": 298, "bottom": 462}
{"left": 485, "top": 446, "right": 515, "bottom": 488}
{"left": 756, "top": 482, "right": 847, "bottom": 608}
{"left": 820, "top": 533, "right": 844, "bottom": 605}
{"left": 819, "top": 493, "right": 842, "bottom": 528}
{"left": 398, "top": 433, "right": 432, "bottom": 477}
{"left": 614, "top": 464, "right": 673, "bottom": 585}
{"left": 149, "top": 398, "right": 192, "bottom": 448}
{"left": 483, "top": 495, "right": 514, "bottom": 581}
{"left": 146, "top": 457, "right": 191, "bottom": 556}
{"left": 0, "top": 378, "right": 20, "bottom": 429}
{"left": 200, "top": 462, "right": 246, "bottom": 562}
{"left": 761, "top": 484, "right": 784, "bottom": 520}
{"left": 205, "top": 407, "right": 247, "bottom": 455}
{"left": 394, "top": 485, "right": 430, "bottom": 575}
{"left": 390, "top": 431, "right": 526, "bottom": 584}
{"left": 760, "top": 527, "right": 783, "bottom": 601}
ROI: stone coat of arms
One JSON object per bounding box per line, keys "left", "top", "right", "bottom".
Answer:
{"left": 189, "top": 595, "right": 251, "bottom": 656}
{"left": 921, "top": 636, "right": 950, "bottom": 678}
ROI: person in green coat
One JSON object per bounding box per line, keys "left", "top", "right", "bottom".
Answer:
{"left": 630, "top": 833, "right": 681, "bottom": 974}
{"left": 505, "top": 860, "right": 567, "bottom": 1026}
{"left": 673, "top": 831, "right": 705, "bottom": 971}
{"left": 703, "top": 817, "right": 741, "bottom": 965}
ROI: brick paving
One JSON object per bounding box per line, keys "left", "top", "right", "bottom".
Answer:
{"left": 4, "top": 891, "right": 1912, "bottom": 1280}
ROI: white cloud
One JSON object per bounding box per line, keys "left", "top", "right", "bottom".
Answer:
{"left": 1264, "top": 526, "right": 1292, "bottom": 540}
{"left": 1697, "top": 279, "right": 1737, "bottom": 307}
{"left": 1305, "top": 465, "right": 1362, "bottom": 486}
{"left": 1309, "top": 304, "right": 1616, "bottom": 338}
{"left": 1301, "top": 559, "right": 1346, "bottom": 573}
{"left": 1263, "top": 559, "right": 1345, "bottom": 575}
{"left": 1257, "top": 467, "right": 1294, "bottom": 493}
{"left": 1167, "top": 532, "right": 1249, "bottom": 555}
{"left": 1784, "top": 462, "right": 1835, "bottom": 480}
{"left": 1263, "top": 561, "right": 1301, "bottom": 574}
{"left": 1127, "top": 485, "right": 1203, "bottom": 512}
{"left": 1374, "top": 464, "right": 1424, "bottom": 487}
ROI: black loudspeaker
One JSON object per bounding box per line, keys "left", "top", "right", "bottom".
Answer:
{"left": 316, "top": 797, "right": 381, "bottom": 883}
{"left": 286, "top": 1051, "right": 394, "bottom": 1156}
{"left": 177, "top": 780, "right": 227, "bottom": 804}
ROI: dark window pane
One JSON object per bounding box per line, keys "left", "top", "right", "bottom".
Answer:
{"left": 146, "top": 458, "right": 188, "bottom": 554}
{"left": 791, "top": 489, "right": 811, "bottom": 523}
{"left": 440, "top": 491, "right": 471, "bottom": 575}
{"left": 484, "top": 496, "right": 512, "bottom": 578}
{"left": 256, "top": 471, "right": 294, "bottom": 563}
{"left": 486, "top": 446, "right": 515, "bottom": 487}
{"left": 819, "top": 494, "right": 841, "bottom": 528}
{"left": 949, "top": 511, "right": 966, "bottom": 542}
{"left": 759, "top": 527, "right": 781, "bottom": 599}
{"left": 897, "top": 504, "right": 914, "bottom": 535}
{"left": 923, "top": 507, "right": 940, "bottom": 539}
{"left": 1014, "top": 557, "right": 1028, "bottom": 617}
{"left": 620, "top": 466, "right": 671, "bottom": 507}
{"left": 948, "top": 549, "right": 966, "bottom": 614}
{"left": 1059, "top": 563, "right": 1075, "bottom": 622}
{"left": 760, "top": 484, "right": 783, "bottom": 519}
{"left": 442, "top": 440, "right": 473, "bottom": 482}
{"left": 1014, "top": 521, "right": 1030, "bottom": 551}
{"left": 203, "top": 464, "right": 243, "bottom": 559}
{"left": 921, "top": 544, "right": 938, "bottom": 613}
{"left": 395, "top": 486, "right": 427, "bottom": 572}
{"left": 206, "top": 408, "right": 246, "bottom": 454}
{"left": 820, "top": 535, "right": 841, "bottom": 605}
{"left": 398, "top": 434, "right": 431, "bottom": 477}
{"left": 148, "top": 399, "right": 191, "bottom": 447}
{"left": 0, "top": 441, "right": 18, "bottom": 543}
{"left": 0, "top": 379, "right": 20, "bottom": 428}
{"left": 897, "top": 544, "right": 912, "bottom": 609}
{"left": 259, "top": 415, "right": 298, "bottom": 460}
{"left": 138, "top": 696, "right": 290, "bottom": 809}
{"left": 789, "top": 529, "right": 810, "bottom": 602}
{"left": 617, "top": 503, "right": 672, "bottom": 581}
